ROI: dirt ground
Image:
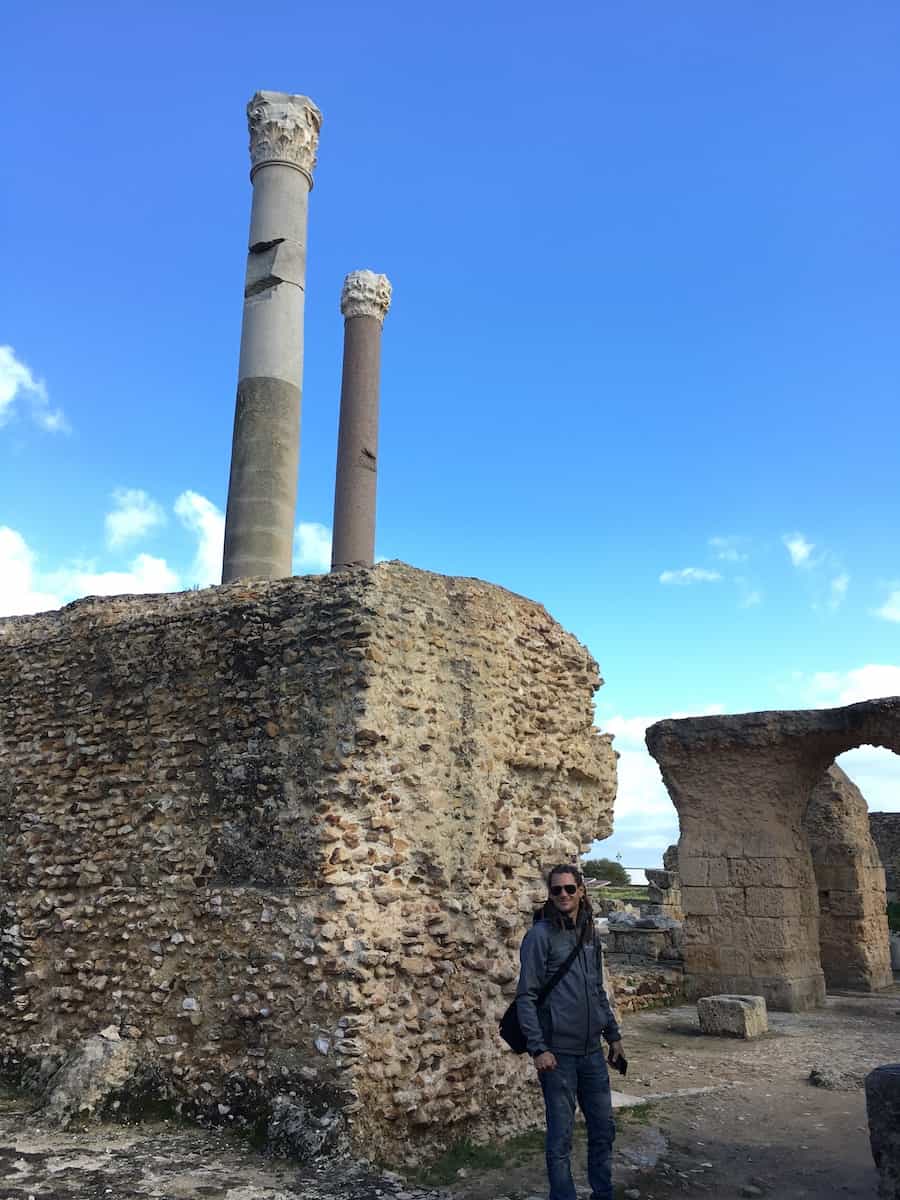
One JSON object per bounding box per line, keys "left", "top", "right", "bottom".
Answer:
{"left": 448, "top": 986, "right": 900, "bottom": 1200}
{"left": 0, "top": 988, "right": 896, "bottom": 1200}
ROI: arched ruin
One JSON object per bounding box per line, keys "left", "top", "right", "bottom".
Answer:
{"left": 645, "top": 699, "right": 899, "bottom": 1011}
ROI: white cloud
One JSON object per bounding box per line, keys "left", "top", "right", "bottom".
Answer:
{"left": 0, "top": 345, "right": 69, "bottom": 433}
{"left": 0, "top": 524, "right": 181, "bottom": 618}
{"left": 45, "top": 554, "right": 180, "bottom": 600}
{"left": 709, "top": 535, "right": 747, "bottom": 562}
{"left": 174, "top": 491, "right": 224, "bottom": 586}
{"left": 0, "top": 527, "right": 62, "bottom": 616}
{"left": 808, "top": 664, "right": 900, "bottom": 706}
{"left": 105, "top": 488, "right": 166, "bottom": 549}
{"left": 659, "top": 567, "right": 721, "bottom": 585}
{"left": 836, "top": 746, "right": 900, "bottom": 813}
{"left": 294, "top": 522, "right": 332, "bottom": 574}
{"left": 829, "top": 573, "right": 849, "bottom": 610}
{"left": 590, "top": 704, "right": 725, "bottom": 874}
{"left": 875, "top": 589, "right": 900, "bottom": 623}
{"left": 783, "top": 532, "right": 814, "bottom": 567}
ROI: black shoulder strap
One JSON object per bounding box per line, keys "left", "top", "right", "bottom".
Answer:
{"left": 536, "top": 921, "right": 587, "bottom": 1005}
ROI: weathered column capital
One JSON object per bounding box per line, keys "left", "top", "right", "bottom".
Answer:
{"left": 340, "top": 270, "right": 392, "bottom": 323}
{"left": 247, "top": 90, "right": 322, "bottom": 186}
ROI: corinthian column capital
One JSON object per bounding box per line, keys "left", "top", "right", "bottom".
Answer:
{"left": 340, "top": 270, "right": 392, "bottom": 323}
{"left": 247, "top": 90, "right": 322, "bottom": 186}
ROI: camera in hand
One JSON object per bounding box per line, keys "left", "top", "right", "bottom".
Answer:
{"left": 607, "top": 1048, "right": 628, "bottom": 1076}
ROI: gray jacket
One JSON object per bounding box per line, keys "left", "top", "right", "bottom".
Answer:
{"left": 515, "top": 913, "right": 621, "bottom": 1057}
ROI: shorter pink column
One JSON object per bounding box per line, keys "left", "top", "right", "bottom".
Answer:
{"left": 330, "top": 270, "right": 392, "bottom": 572}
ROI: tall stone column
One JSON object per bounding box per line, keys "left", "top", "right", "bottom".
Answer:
{"left": 222, "top": 90, "right": 322, "bottom": 584}
{"left": 330, "top": 270, "right": 392, "bottom": 572}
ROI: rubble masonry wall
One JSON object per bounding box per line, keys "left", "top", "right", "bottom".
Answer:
{"left": 0, "top": 562, "right": 616, "bottom": 1163}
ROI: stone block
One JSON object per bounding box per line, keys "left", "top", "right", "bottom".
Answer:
{"left": 744, "top": 886, "right": 802, "bottom": 918}
{"left": 707, "top": 857, "right": 730, "bottom": 887}
{"left": 730, "top": 915, "right": 794, "bottom": 950}
{"left": 697, "top": 994, "right": 768, "bottom": 1039}
{"left": 717, "top": 886, "right": 749, "bottom": 917}
{"left": 609, "top": 930, "right": 668, "bottom": 959}
{"left": 826, "top": 890, "right": 867, "bottom": 918}
{"left": 717, "top": 946, "right": 751, "bottom": 975}
{"left": 731, "top": 857, "right": 811, "bottom": 888}
{"left": 865, "top": 1063, "right": 900, "bottom": 1199}
{"left": 678, "top": 856, "right": 709, "bottom": 887}
{"left": 682, "top": 886, "right": 717, "bottom": 915}
{"left": 754, "top": 972, "right": 826, "bottom": 1012}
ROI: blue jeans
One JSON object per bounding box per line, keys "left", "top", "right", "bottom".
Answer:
{"left": 539, "top": 1050, "right": 615, "bottom": 1200}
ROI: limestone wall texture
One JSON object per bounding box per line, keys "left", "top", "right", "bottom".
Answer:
{"left": 645, "top": 844, "right": 683, "bottom": 920}
{"left": 803, "top": 766, "right": 892, "bottom": 991}
{"left": 645, "top": 699, "right": 900, "bottom": 1011}
{"left": 0, "top": 562, "right": 616, "bottom": 1163}
{"left": 869, "top": 813, "right": 900, "bottom": 903}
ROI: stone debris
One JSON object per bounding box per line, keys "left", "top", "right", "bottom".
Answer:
{"left": 697, "top": 994, "right": 768, "bottom": 1039}
{"left": 39, "top": 1032, "right": 144, "bottom": 1127}
{"left": 0, "top": 1106, "right": 450, "bottom": 1199}
{"left": 808, "top": 1065, "right": 866, "bottom": 1091}
{"left": 644, "top": 845, "right": 683, "bottom": 921}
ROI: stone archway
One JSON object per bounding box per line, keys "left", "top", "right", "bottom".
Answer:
{"left": 645, "top": 698, "right": 900, "bottom": 1011}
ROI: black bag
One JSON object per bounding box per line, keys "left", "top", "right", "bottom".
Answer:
{"left": 498, "top": 922, "right": 587, "bottom": 1054}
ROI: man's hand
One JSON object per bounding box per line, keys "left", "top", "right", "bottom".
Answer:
{"left": 607, "top": 1040, "right": 624, "bottom": 1064}
{"left": 534, "top": 1051, "right": 557, "bottom": 1072}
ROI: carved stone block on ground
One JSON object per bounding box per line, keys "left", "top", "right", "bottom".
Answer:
{"left": 697, "top": 994, "right": 768, "bottom": 1039}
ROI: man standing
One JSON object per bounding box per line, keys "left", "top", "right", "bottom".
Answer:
{"left": 515, "top": 863, "right": 624, "bottom": 1200}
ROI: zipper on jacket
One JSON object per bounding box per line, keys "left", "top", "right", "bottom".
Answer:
{"left": 582, "top": 941, "right": 591, "bottom": 1054}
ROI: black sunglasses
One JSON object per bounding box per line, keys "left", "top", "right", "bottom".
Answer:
{"left": 550, "top": 884, "right": 578, "bottom": 896}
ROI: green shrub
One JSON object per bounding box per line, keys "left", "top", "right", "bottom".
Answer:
{"left": 583, "top": 858, "right": 630, "bottom": 886}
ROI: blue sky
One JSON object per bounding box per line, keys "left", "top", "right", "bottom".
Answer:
{"left": 3, "top": 1, "right": 899, "bottom": 877}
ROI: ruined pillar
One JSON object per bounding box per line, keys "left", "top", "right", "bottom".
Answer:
{"left": 222, "top": 90, "right": 322, "bottom": 584}
{"left": 804, "top": 765, "right": 892, "bottom": 992}
{"left": 330, "top": 270, "right": 392, "bottom": 572}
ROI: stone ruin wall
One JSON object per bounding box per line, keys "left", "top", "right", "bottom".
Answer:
{"left": 645, "top": 844, "right": 683, "bottom": 920}
{"left": 0, "top": 562, "right": 616, "bottom": 1163}
{"left": 805, "top": 765, "right": 893, "bottom": 991}
{"left": 869, "top": 813, "right": 900, "bottom": 903}
{"left": 646, "top": 703, "right": 899, "bottom": 1010}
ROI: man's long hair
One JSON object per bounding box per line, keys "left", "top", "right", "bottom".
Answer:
{"left": 541, "top": 862, "right": 596, "bottom": 941}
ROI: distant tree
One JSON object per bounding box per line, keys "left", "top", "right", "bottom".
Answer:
{"left": 582, "top": 857, "right": 630, "bottom": 887}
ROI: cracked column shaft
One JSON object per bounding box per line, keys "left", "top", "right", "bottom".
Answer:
{"left": 331, "top": 270, "right": 392, "bottom": 572}
{"left": 222, "top": 90, "right": 322, "bottom": 583}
